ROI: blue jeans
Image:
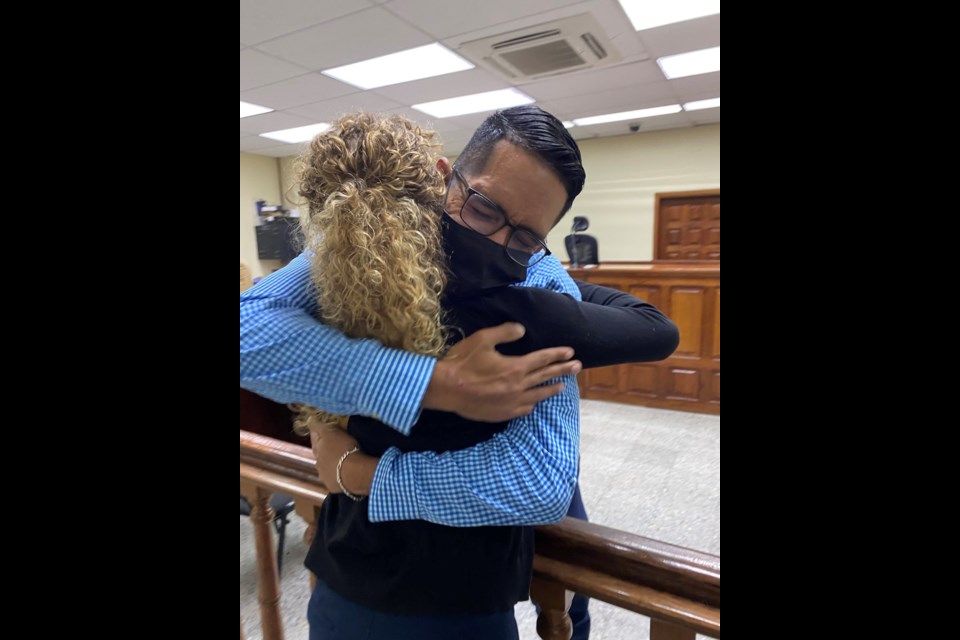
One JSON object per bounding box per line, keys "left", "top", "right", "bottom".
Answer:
{"left": 308, "top": 577, "right": 519, "bottom": 640}
{"left": 533, "top": 482, "right": 591, "bottom": 640}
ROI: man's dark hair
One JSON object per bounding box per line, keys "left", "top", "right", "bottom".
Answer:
{"left": 454, "top": 105, "right": 585, "bottom": 221}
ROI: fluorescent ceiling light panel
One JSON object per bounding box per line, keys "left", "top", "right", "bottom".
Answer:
{"left": 658, "top": 47, "right": 720, "bottom": 79}
{"left": 684, "top": 98, "right": 720, "bottom": 111}
{"left": 260, "top": 123, "right": 331, "bottom": 144}
{"left": 322, "top": 43, "right": 474, "bottom": 90}
{"left": 563, "top": 121, "right": 576, "bottom": 129}
{"left": 240, "top": 101, "right": 274, "bottom": 118}
{"left": 572, "top": 105, "right": 682, "bottom": 126}
{"left": 618, "top": 0, "right": 720, "bottom": 31}
{"left": 412, "top": 88, "right": 535, "bottom": 118}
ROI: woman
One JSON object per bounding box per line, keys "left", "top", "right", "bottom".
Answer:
{"left": 295, "top": 112, "right": 677, "bottom": 639}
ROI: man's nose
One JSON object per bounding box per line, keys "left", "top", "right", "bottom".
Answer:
{"left": 488, "top": 227, "right": 511, "bottom": 247}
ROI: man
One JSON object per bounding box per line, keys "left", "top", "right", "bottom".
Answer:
{"left": 242, "top": 106, "right": 661, "bottom": 638}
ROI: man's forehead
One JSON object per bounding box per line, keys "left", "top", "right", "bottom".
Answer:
{"left": 467, "top": 159, "right": 565, "bottom": 229}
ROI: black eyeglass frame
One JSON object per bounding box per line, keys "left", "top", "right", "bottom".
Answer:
{"left": 448, "top": 168, "right": 552, "bottom": 267}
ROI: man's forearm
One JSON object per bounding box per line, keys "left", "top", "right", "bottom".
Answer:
{"left": 368, "top": 374, "right": 581, "bottom": 527}
{"left": 240, "top": 255, "right": 434, "bottom": 434}
{"left": 241, "top": 317, "right": 435, "bottom": 433}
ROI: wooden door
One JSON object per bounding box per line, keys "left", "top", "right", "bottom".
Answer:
{"left": 655, "top": 190, "right": 720, "bottom": 260}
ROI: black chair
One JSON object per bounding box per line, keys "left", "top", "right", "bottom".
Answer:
{"left": 564, "top": 215, "right": 599, "bottom": 267}
{"left": 564, "top": 233, "right": 600, "bottom": 267}
{"left": 240, "top": 492, "right": 296, "bottom": 574}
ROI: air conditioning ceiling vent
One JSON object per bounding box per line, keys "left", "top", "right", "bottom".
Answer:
{"left": 458, "top": 13, "right": 622, "bottom": 81}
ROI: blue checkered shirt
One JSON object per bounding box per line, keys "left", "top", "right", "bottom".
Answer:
{"left": 240, "top": 253, "right": 580, "bottom": 526}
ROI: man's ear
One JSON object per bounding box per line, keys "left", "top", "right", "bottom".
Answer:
{"left": 437, "top": 157, "right": 452, "bottom": 182}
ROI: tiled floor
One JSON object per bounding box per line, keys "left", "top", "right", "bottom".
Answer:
{"left": 240, "top": 400, "right": 720, "bottom": 640}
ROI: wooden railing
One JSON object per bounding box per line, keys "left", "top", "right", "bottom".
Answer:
{"left": 240, "top": 430, "right": 720, "bottom": 640}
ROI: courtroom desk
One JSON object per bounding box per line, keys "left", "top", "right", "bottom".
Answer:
{"left": 566, "top": 263, "right": 720, "bottom": 414}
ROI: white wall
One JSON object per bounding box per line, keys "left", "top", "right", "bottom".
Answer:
{"left": 240, "top": 152, "right": 282, "bottom": 279}
{"left": 548, "top": 124, "right": 720, "bottom": 262}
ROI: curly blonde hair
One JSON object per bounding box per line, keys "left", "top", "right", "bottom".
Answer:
{"left": 292, "top": 113, "right": 449, "bottom": 433}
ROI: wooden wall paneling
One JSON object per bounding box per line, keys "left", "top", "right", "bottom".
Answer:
{"left": 706, "top": 203, "right": 721, "bottom": 260}
{"left": 581, "top": 364, "right": 622, "bottom": 395}
{"left": 707, "top": 371, "right": 720, "bottom": 406}
{"left": 628, "top": 285, "right": 662, "bottom": 308}
{"left": 710, "top": 289, "right": 720, "bottom": 360}
{"left": 669, "top": 287, "right": 705, "bottom": 359}
{"left": 666, "top": 368, "right": 700, "bottom": 402}
{"left": 623, "top": 363, "right": 658, "bottom": 399}
{"left": 568, "top": 265, "right": 719, "bottom": 414}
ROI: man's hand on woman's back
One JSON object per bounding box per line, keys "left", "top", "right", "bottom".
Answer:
{"left": 422, "top": 322, "right": 582, "bottom": 422}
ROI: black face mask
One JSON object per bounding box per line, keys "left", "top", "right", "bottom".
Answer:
{"left": 442, "top": 214, "right": 527, "bottom": 295}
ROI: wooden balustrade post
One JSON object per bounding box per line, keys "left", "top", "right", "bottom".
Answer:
{"left": 295, "top": 498, "right": 322, "bottom": 591}
{"left": 242, "top": 481, "right": 285, "bottom": 640}
{"left": 650, "top": 618, "right": 696, "bottom": 640}
{"left": 531, "top": 576, "right": 573, "bottom": 640}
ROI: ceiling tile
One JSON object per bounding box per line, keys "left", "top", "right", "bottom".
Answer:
{"left": 390, "top": 0, "right": 591, "bottom": 39}
{"left": 519, "top": 61, "right": 663, "bottom": 102}
{"left": 667, "top": 72, "right": 720, "bottom": 102}
{"left": 636, "top": 14, "right": 720, "bottom": 58}
{"left": 241, "top": 49, "right": 311, "bottom": 91}
{"left": 241, "top": 73, "right": 359, "bottom": 110}
{"left": 383, "top": 107, "right": 471, "bottom": 134}
{"left": 255, "top": 143, "right": 311, "bottom": 158}
{"left": 256, "top": 8, "right": 432, "bottom": 71}
{"left": 688, "top": 110, "right": 720, "bottom": 126}
{"left": 240, "top": 0, "right": 372, "bottom": 45}
{"left": 241, "top": 136, "right": 284, "bottom": 152}
{"left": 539, "top": 82, "right": 678, "bottom": 120}
{"left": 442, "top": 112, "right": 497, "bottom": 132}
{"left": 373, "top": 68, "right": 508, "bottom": 105}
{"left": 239, "top": 111, "right": 317, "bottom": 135}
{"left": 287, "top": 92, "right": 404, "bottom": 121}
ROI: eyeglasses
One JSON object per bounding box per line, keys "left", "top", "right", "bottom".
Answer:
{"left": 449, "top": 169, "right": 552, "bottom": 267}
